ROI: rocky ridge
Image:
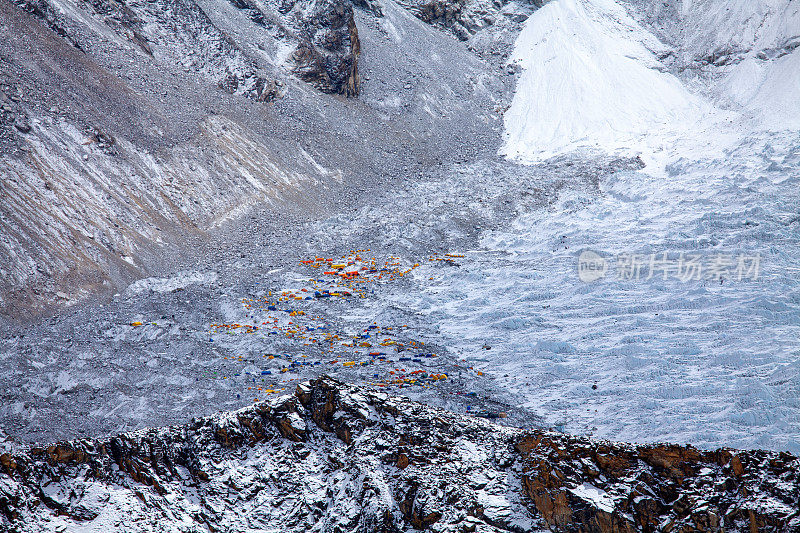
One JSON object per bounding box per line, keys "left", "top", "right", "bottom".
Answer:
{"left": 393, "top": 0, "right": 539, "bottom": 60}
{"left": 11, "top": 0, "right": 361, "bottom": 98}
{"left": 0, "top": 377, "right": 796, "bottom": 532}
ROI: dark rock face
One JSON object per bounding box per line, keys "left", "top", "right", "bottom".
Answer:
{"left": 221, "top": 0, "right": 362, "bottom": 96}
{"left": 288, "top": 0, "right": 361, "bottom": 96}
{"left": 399, "top": 0, "right": 471, "bottom": 39}
{"left": 391, "top": 0, "right": 539, "bottom": 63}
{"left": 516, "top": 433, "right": 800, "bottom": 532}
{"left": 0, "top": 377, "right": 797, "bottom": 531}
{"left": 396, "top": 0, "right": 542, "bottom": 42}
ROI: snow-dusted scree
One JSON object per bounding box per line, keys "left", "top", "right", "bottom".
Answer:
{"left": 0, "top": 378, "right": 798, "bottom": 532}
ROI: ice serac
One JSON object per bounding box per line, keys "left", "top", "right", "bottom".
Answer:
{"left": 0, "top": 377, "right": 797, "bottom": 532}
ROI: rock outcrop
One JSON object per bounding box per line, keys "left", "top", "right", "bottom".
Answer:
{"left": 289, "top": 0, "right": 361, "bottom": 96}
{"left": 517, "top": 433, "right": 800, "bottom": 532}
{"left": 0, "top": 377, "right": 533, "bottom": 532}
{"left": 396, "top": 0, "right": 540, "bottom": 59}
{"left": 0, "top": 377, "right": 796, "bottom": 532}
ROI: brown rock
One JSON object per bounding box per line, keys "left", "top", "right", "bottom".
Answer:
{"left": 0, "top": 453, "right": 18, "bottom": 473}
{"left": 396, "top": 453, "right": 409, "bottom": 469}
{"left": 638, "top": 444, "right": 703, "bottom": 480}
{"left": 729, "top": 454, "right": 744, "bottom": 477}
{"left": 595, "top": 452, "right": 630, "bottom": 477}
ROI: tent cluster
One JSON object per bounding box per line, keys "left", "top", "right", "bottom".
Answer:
{"left": 130, "top": 251, "right": 491, "bottom": 404}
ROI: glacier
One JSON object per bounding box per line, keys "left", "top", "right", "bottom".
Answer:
{"left": 449, "top": 0, "right": 800, "bottom": 451}
{"left": 305, "top": 0, "right": 800, "bottom": 454}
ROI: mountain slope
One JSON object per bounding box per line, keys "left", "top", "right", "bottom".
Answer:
{"left": 0, "top": 0, "right": 516, "bottom": 320}
{"left": 502, "top": 0, "right": 800, "bottom": 162}
{"left": 501, "top": 0, "right": 712, "bottom": 161}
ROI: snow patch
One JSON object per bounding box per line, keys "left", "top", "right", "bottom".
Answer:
{"left": 126, "top": 271, "right": 218, "bottom": 295}
{"left": 569, "top": 482, "right": 616, "bottom": 513}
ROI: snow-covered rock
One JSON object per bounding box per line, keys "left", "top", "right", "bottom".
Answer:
{"left": 0, "top": 377, "right": 797, "bottom": 532}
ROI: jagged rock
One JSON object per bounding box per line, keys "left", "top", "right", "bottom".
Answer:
{"left": 391, "top": 0, "right": 540, "bottom": 62}
{"left": 0, "top": 378, "right": 796, "bottom": 532}
{"left": 290, "top": 0, "right": 361, "bottom": 96}
{"left": 13, "top": 116, "right": 30, "bottom": 134}
{"left": 396, "top": 0, "right": 540, "bottom": 41}
{"left": 396, "top": 452, "right": 409, "bottom": 469}
{"left": 516, "top": 432, "right": 800, "bottom": 532}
